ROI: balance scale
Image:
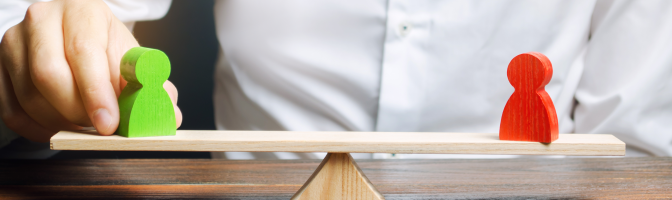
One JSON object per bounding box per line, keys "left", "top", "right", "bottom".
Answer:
{"left": 51, "top": 130, "right": 625, "bottom": 199}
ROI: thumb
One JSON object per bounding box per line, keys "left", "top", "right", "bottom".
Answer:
{"left": 164, "top": 80, "right": 183, "bottom": 128}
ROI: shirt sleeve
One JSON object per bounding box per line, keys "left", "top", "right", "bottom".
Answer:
{"left": 0, "top": 0, "right": 171, "bottom": 149}
{"left": 576, "top": 0, "right": 672, "bottom": 156}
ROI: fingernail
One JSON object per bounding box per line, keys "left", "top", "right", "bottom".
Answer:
{"left": 93, "top": 108, "right": 113, "bottom": 133}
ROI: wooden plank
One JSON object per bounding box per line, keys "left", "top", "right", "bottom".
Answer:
{"left": 50, "top": 130, "right": 625, "bottom": 156}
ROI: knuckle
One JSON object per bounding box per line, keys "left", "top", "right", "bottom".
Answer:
{"left": 14, "top": 90, "right": 42, "bottom": 111}
{"left": 66, "top": 39, "right": 102, "bottom": 58}
{"left": 29, "top": 62, "right": 62, "bottom": 87}
{"left": 1, "top": 26, "right": 19, "bottom": 49}
{"left": 30, "top": 68, "right": 51, "bottom": 87}
{"left": 24, "top": 2, "right": 50, "bottom": 23}
{"left": 83, "top": 82, "right": 104, "bottom": 96}
{"left": 0, "top": 26, "right": 23, "bottom": 70}
{"left": 1, "top": 109, "right": 29, "bottom": 132}
{"left": 10, "top": 83, "right": 38, "bottom": 107}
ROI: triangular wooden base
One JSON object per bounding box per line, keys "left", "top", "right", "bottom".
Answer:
{"left": 291, "top": 153, "right": 384, "bottom": 200}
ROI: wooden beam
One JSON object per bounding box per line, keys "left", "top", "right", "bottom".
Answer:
{"left": 50, "top": 130, "right": 625, "bottom": 156}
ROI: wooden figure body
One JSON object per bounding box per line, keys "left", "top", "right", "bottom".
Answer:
{"left": 117, "top": 47, "right": 176, "bottom": 137}
{"left": 500, "top": 52, "right": 558, "bottom": 143}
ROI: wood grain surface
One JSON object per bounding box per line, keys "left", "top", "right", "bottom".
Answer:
{"left": 1, "top": 158, "right": 671, "bottom": 199}
{"left": 51, "top": 130, "right": 625, "bottom": 156}
{"left": 500, "top": 52, "right": 559, "bottom": 143}
{"left": 117, "top": 47, "right": 176, "bottom": 137}
{"left": 292, "top": 153, "right": 384, "bottom": 200}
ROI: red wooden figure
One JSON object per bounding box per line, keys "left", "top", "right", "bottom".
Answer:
{"left": 500, "top": 52, "right": 558, "bottom": 143}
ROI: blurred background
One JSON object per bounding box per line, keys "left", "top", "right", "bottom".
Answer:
{"left": 49, "top": 0, "right": 217, "bottom": 159}
{"left": 134, "top": 0, "right": 217, "bottom": 131}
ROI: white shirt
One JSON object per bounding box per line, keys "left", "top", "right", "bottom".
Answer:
{"left": 210, "top": 0, "right": 672, "bottom": 159}
{"left": 2, "top": 0, "right": 672, "bottom": 158}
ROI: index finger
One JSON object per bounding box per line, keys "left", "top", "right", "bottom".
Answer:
{"left": 62, "top": 2, "right": 119, "bottom": 135}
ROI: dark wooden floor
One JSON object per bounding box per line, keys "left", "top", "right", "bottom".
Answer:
{"left": 1, "top": 157, "right": 671, "bottom": 199}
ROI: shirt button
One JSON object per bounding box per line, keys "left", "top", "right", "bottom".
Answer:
{"left": 398, "top": 22, "right": 412, "bottom": 37}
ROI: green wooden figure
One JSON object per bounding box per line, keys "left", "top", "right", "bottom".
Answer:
{"left": 116, "top": 47, "right": 176, "bottom": 137}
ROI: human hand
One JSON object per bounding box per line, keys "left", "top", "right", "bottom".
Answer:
{"left": 0, "top": 0, "right": 182, "bottom": 142}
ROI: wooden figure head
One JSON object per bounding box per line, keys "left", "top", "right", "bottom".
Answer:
{"left": 120, "top": 48, "right": 171, "bottom": 88}
{"left": 506, "top": 52, "right": 553, "bottom": 92}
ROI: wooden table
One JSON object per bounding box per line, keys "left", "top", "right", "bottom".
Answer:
{"left": 1, "top": 158, "right": 671, "bottom": 199}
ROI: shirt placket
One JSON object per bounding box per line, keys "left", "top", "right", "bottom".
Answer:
{"left": 376, "top": 0, "right": 430, "bottom": 132}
